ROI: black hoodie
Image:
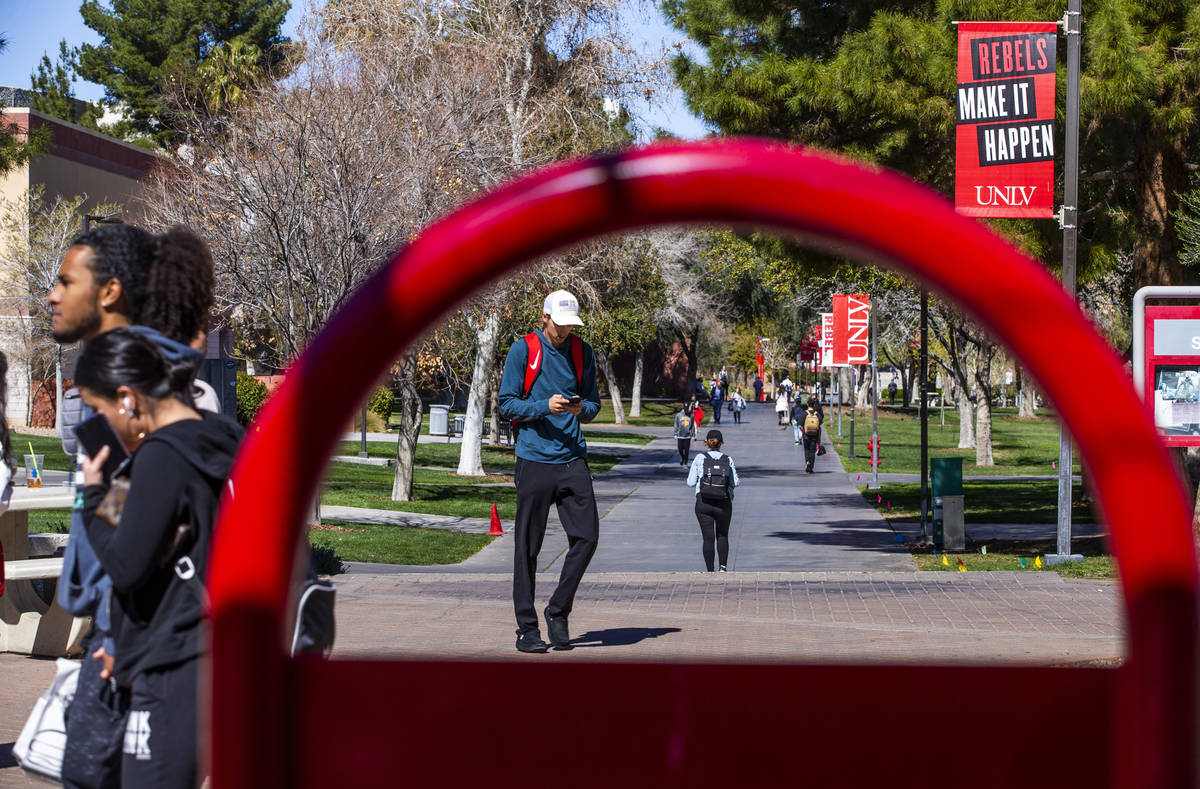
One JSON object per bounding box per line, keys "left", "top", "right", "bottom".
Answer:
{"left": 84, "top": 411, "right": 242, "bottom": 683}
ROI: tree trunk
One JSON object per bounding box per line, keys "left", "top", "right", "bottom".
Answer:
{"left": 974, "top": 398, "right": 994, "bottom": 466}
{"left": 973, "top": 342, "right": 996, "bottom": 466}
{"left": 679, "top": 327, "right": 699, "bottom": 399}
{"left": 954, "top": 386, "right": 976, "bottom": 449}
{"left": 855, "top": 364, "right": 873, "bottom": 411}
{"left": 456, "top": 311, "right": 499, "bottom": 476}
{"left": 488, "top": 365, "right": 501, "bottom": 445}
{"left": 630, "top": 350, "right": 643, "bottom": 418}
{"left": 1132, "top": 136, "right": 1188, "bottom": 289}
{"left": 598, "top": 350, "right": 626, "bottom": 425}
{"left": 1017, "top": 367, "right": 1037, "bottom": 418}
{"left": 391, "top": 355, "right": 423, "bottom": 501}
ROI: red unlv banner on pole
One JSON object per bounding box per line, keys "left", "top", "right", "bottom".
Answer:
{"left": 955, "top": 21, "right": 1057, "bottom": 219}
{"left": 832, "top": 294, "right": 870, "bottom": 365}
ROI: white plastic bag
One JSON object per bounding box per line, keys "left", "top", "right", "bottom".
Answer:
{"left": 13, "top": 657, "right": 80, "bottom": 781}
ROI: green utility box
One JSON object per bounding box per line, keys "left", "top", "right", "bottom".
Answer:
{"left": 930, "top": 457, "right": 965, "bottom": 550}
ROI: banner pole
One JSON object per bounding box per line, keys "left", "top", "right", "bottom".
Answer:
{"left": 1054, "top": 0, "right": 1082, "bottom": 561}
{"left": 871, "top": 305, "right": 880, "bottom": 490}
{"left": 919, "top": 287, "right": 929, "bottom": 541}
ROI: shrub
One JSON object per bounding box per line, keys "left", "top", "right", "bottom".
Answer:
{"left": 368, "top": 386, "right": 395, "bottom": 422}
{"left": 310, "top": 543, "right": 347, "bottom": 576}
{"left": 236, "top": 373, "right": 270, "bottom": 426}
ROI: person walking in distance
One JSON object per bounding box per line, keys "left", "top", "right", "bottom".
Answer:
{"left": 498, "top": 290, "right": 601, "bottom": 653}
{"left": 686, "top": 430, "right": 740, "bottom": 572}
{"left": 673, "top": 404, "right": 696, "bottom": 466}
{"left": 791, "top": 393, "right": 807, "bottom": 446}
{"left": 801, "top": 395, "right": 825, "bottom": 473}
{"left": 710, "top": 378, "right": 724, "bottom": 425}
{"left": 730, "top": 388, "right": 746, "bottom": 424}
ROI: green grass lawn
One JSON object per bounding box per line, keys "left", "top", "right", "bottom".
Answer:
{"left": 320, "top": 451, "right": 629, "bottom": 517}
{"left": 592, "top": 400, "right": 683, "bottom": 426}
{"left": 583, "top": 430, "right": 654, "bottom": 445}
{"left": 835, "top": 408, "right": 1080, "bottom": 476}
{"left": 861, "top": 480, "right": 1095, "bottom": 524}
{"left": 12, "top": 432, "right": 73, "bottom": 471}
{"left": 27, "top": 509, "right": 73, "bottom": 534}
{"left": 911, "top": 535, "right": 1114, "bottom": 579}
{"left": 311, "top": 520, "right": 495, "bottom": 565}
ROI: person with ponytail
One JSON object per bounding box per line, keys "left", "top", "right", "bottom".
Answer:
{"left": 48, "top": 223, "right": 217, "bottom": 789}
{"left": 685, "top": 429, "right": 740, "bottom": 572}
{"left": 76, "top": 328, "right": 241, "bottom": 788}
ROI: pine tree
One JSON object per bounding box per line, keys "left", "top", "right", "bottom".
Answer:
{"left": 76, "top": 0, "right": 290, "bottom": 142}
{"left": 30, "top": 41, "right": 104, "bottom": 130}
{"left": 664, "top": 0, "right": 1200, "bottom": 288}
{"left": 0, "top": 35, "right": 51, "bottom": 175}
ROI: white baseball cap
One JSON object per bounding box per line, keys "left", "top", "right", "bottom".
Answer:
{"left": 542, "top": 290, "right": 583, "bottom": 326}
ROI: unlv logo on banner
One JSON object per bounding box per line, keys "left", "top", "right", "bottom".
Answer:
{"left": 954, "top": 22, "right": 1057, "bottom": 219}
{"left": 832, "top": 294, "right": 869, "bottom": 365}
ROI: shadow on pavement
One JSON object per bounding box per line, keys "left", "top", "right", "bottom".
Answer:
{"left": 569, "top": 627, "right": 682, "bottom": 648}
{"left": 766, "top": 529, "right": 904, "bottom": 551}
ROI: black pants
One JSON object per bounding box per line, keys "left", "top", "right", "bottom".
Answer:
{"left": 803, "top": 433, "right": 820, "bottom": 468}
{"left": 677, "top": 438, "right": 691, "bottom": 465}
{"left": 121, "top": 658, "right": 199, "bottom": 789}
{"left": 513, "top": 457, "right": 599, "bottom": 634}
{"left": 63, "top": 627, "right": 126, "bottom": 789}
{"left": 694, "top": 496, "right": 732, "bottom": 571}
{"left": 732, "top": 410, "right": 741, "bottom": 424}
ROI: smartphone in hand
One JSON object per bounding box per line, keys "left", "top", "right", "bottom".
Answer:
{"left": 73, "top": 413, "right": 131, "bottom": 484}
{"left": 567, "top": 395, "right": 582, "bottom": 406}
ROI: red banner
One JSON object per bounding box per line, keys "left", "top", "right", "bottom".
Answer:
{"left": 954, "top": 22, "right": 1057, "bottom": 219}
{"left": 832, "top": 293, "right": 869, "bottom": 365}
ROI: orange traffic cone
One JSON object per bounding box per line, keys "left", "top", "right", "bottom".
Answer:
{"left": 489, "top": 503, "right": 504, "bottom": 536}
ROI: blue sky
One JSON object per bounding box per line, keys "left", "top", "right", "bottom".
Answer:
{"left": 0, "top": 0, "right": 709, "bottom": 139}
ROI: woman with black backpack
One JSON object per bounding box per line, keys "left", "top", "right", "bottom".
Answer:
{"left": 685, "top": 429, "right": 741, "bottom": 572}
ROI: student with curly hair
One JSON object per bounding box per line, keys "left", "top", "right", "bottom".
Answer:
{"left": 47, "top": 223, "right": 217, "bottom": 789}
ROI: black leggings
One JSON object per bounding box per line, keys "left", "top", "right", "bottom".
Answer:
{"left": 694, "top": 496, "right": 732, "bottom": 571}
{"left": 677, "top": 438, "right": 691, "bottom": 465}
{"left": 732, "top": 410, "right": 741, "bottom": 423}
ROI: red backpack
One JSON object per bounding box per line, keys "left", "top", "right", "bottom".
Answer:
{"left": 512, "top": 332, "right": 584, "bottom": 438}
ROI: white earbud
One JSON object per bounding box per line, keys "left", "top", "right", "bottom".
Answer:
{"left": 123, "top": 396, "right": 133, "bottom": 411}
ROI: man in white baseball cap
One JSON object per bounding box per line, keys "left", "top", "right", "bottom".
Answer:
{"left": 542, "top": 289, "right": 583, "bottom": 326}
{"left": 498, "top": 289, "right": 600, "bottom": 653}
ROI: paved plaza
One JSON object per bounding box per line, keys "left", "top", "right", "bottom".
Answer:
{"left": 0, "top": 404, "right": 1124, "bottom": 786}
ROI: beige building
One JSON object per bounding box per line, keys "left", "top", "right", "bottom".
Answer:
{"left": 0, "top": 93, "right": 158, "bottom": 426}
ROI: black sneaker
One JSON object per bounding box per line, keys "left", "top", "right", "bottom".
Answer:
{"left": 544, "top": 607, "right": 571, "bottom": 648}
{"left": 516, "top": 629, "right": 550, "bottom": 653}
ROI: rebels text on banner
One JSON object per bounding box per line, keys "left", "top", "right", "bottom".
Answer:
{"left": 821, "top": 313, "right": 835, "bottom": 368}
{"left": 954, "top": 22, "right": 1057, "bottom": 219}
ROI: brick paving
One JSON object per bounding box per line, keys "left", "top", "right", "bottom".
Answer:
{"left": 330, "top": 571, "right": 1123, "bottom": 664}
{"left": 0, "top": 405, "right": 1125, "bottom": 786}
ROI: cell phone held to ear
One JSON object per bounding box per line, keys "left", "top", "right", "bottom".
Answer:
{"left": 73, "top": 413, "right": 131, "bottom": 484}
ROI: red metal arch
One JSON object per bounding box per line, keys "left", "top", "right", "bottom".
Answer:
{"left": 208, "top": 140, "right": 1197, "bottom": 788}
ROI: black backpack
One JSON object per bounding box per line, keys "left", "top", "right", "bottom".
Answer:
{"left": 699, "top": 453, "right": 732, "bottom": 500}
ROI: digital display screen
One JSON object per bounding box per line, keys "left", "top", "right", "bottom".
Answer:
{"left": 1153, "top": 365, "right": 1200, "bottom": 435}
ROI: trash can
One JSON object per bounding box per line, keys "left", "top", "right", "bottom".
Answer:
{"left": 429, "top": 404, "right": 449, "bottom": 437}
{"left": 931, "top": 457, "right": 964, "bottom": 551}
{"left": 452, "top": 414, "right": 465, "bottom": 438}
